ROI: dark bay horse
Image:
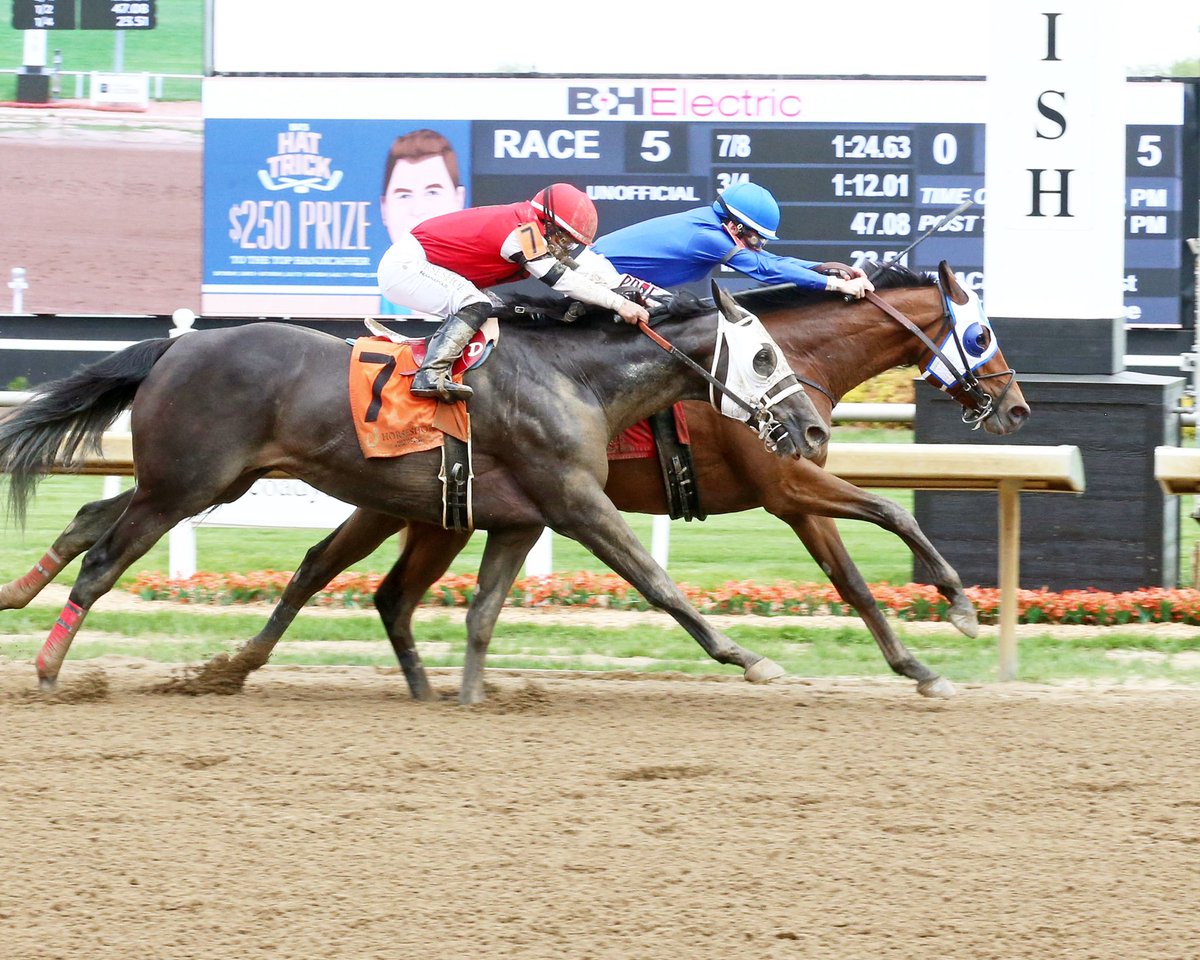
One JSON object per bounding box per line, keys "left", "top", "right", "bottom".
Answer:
{"left": 1, "top": 262, "right": 1027, "bottom": 699}
{"left": 0, "top": 283, "right": 829, "bottom": 702}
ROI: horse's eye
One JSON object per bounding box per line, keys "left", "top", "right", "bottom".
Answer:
{"left": 752, "top": 345, "right": 776, "bottom": 377}
{"left": 963, "top": 322, "right": 992, "bottom": 357}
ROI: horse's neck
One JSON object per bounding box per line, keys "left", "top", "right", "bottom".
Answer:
{"left": 769, "top": 288, "right": 937, "bottom": 403}
{"left": 580, "top": 322, "right": 715, "bottom": 433}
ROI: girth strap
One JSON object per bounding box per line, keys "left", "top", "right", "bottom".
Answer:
{"left": 649, "top": 407, "right": 706, "bottom": 522}
{"left": 440, "top": 435, "right": 473, "bottom": 531}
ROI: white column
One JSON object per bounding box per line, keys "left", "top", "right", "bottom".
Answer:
{"left": 22, "top": 31, "right": 48, "bottom": 69}
{"left": 983, "top": 3, "right": 1125, "bottom": 321}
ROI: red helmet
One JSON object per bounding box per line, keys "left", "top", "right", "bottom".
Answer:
{"left": 530, "top": 183, "right": 598, "bottom": 245}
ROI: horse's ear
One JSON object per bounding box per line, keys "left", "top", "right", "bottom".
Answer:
{"left": 711, "top": 279, "right": 751, "bottom": 320}
{"left": 938, "top": 261, "right": 969, "bottom": 305}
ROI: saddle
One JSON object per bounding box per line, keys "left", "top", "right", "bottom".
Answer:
{"left": 363, "top": 316, "right": 499, "bottom": 376}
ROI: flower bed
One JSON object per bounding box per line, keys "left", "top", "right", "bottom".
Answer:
{"left": 126, "top": 571, "right": 1200, "bottom": 627}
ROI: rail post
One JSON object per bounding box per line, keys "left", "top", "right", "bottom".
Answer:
{"left": 8, "top": 267, "right": 28, "bottom": 313}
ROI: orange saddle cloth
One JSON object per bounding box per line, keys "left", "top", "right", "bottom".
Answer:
{"left": 348, "top": 337, "right": 470, "bottom": 459}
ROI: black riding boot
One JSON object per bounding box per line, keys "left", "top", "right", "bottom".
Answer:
{"left": 410, "top": 302, "right": 491, "bottom": 403}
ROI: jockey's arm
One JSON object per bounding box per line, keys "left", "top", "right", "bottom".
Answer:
{"left": 573, "top": 247, "right": 673, "bottom": 307}
{"left": 726, "top": 248, "right": 875, "bottom": 299}
{"left": 502, "top": 226, "right": 649, "bottom": 323}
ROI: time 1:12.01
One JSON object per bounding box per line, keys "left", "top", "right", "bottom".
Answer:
{"left": 830, "top": 173, "right": 910, "bottom": 198}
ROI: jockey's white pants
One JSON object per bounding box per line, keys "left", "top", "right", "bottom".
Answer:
{"left": 376, "top": 233, "right": 491, "bottom": 319}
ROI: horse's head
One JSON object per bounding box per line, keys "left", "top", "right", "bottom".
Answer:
{"left": 914, "top": 262, "right": 1028, "bottom": 436}
{"left": 708, "top": 280, "right": 829, "bottom": 459}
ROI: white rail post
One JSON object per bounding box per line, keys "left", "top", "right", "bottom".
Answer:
{"left": 169, "top": 521, "right": 197, "bottom": 580}
{"left": 650, "top": 515, "right": 670, "bottom": 568}
{"left": 8, "top": 267, "right": 28, "bottom": 313}
{"left": 170, "top": 307, "right": 197, "bottom": 337}
{"left": 167, "top": 308, "right": 200, "bottom": 577}
{"left": 523, "top": 529, "right": 553, "bottom": 578}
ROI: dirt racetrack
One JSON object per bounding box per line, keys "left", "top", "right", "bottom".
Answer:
{"left": 1, "top": 660, "right": 1199, "bottom": 959}
{"left": 0, "top": 103, "right": 202, "bottom": 317}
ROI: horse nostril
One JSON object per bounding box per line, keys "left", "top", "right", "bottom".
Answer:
{"left": 1010, "top": 404, "right": 1031, "bottom": 425}
{"left": 806, "top": 424, "right": 830, "bottom": 450}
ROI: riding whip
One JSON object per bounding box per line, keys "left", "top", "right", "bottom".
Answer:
{"left": 865, "top": 199, "right": 974, "bottom": 283}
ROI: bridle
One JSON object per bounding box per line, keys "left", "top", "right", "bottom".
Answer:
{"left": 862, "top": 279, "right": 1016, "bottom": 429}
{"left": 636, "top": 315, "right": 805, "bottom": 454}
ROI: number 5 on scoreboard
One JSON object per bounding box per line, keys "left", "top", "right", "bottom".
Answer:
{"left": 640, "top": 131, "right": 671, "bottom": 163}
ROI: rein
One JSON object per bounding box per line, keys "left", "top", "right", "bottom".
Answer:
{"left": 636, "top": 319, "right": 755, "bottom": 417}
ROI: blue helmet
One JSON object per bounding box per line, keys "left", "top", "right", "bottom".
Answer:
{"left": 713, "top": 182, "right": 780, "bottom": 241}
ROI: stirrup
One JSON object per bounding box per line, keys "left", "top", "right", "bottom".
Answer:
{"left": 412, "top": 371, "right": 473, "bottom": 403}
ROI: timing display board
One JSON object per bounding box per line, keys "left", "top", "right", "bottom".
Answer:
{"left": 80, "top": 0, "right": 154, "bottom": 29}
{"left": 11, "top": 0, "right": 75, "bottom": 29}
{"left": 11, "top": 0, "right": 152, "bottom": 28}
{"left": 469, "top": 119, "right": 984, "bottom": 300}
{"left": 201, "top": 76, "right": 1194, "bottom": 324}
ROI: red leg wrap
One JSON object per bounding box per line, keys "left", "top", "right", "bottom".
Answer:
{"left": 37, "top": 599, "right": 85, "bottom": 677}
{"left": 14, "top": 549, "right": 65, "bottom": 593}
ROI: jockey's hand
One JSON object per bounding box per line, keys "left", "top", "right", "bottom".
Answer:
{"left": 827, "top": 275, "right": 875, "bottom": 299}
{"left": 815, "top": 261, "right": 854, "bottom": 279}
{"left": 614, "top": 283, "right": 648, "bottom": 306}
{"left": 616, "top": 299, "right": 650, "bottom": 325}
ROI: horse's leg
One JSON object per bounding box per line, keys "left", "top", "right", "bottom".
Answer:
{"left": 36, "top": 492, "right": 192, "bottom": 690}
{"left": 374, "top": 522, "right": 474, "bottom": 701}
{"left": 785, "top": 513, "right": 956, "bottom": 699}
{"left": 0, "top": 489, "right": 133, "bottom": 610}
{"left": 455, "top": 525, "right": 544, "bottom": 705}
{"left": 192, "top": 510, "right": 407, "bottom": 692}
{"left": 545, "top": 487, "right": 781, "bottom": 682}
{"left": 766, "top": 472, "right": 979, "bottom": 637}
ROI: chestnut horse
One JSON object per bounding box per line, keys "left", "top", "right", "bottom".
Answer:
{"left": 0, "top": 283, "right": 829, "bottom": 703}
{"left": 1, "top": 262, "right": 1026, "bottom": 699}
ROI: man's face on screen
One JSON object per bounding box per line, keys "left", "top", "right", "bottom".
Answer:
{"left": 381, "top": 154, "right": 466, "bottom": 240}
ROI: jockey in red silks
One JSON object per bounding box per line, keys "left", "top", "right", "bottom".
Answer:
{"left": 377, "top": 183, "right": 649, "bottom": 403}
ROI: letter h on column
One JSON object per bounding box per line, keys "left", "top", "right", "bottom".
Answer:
{"left": 1028, "top": 168, "right": 1073, "bottom": 217}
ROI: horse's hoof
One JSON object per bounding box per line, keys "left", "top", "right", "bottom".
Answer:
{"left": 917, "top": 676, "right": 957, "bottom": 699}
{"left": 38, "top": 675, "right": 57, "bottom": 693}
{"left": 744, "top": 658, "right": 786, "bottom": 684}
{"left": 946, "top": 599, "right": 980, "bottom": 638}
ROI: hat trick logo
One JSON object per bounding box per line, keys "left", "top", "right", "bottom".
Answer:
{"left": 258, "top": 124, "right": 344, "bottom": 194}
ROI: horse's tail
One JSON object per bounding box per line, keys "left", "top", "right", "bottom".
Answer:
{"left": 0, "top": 337, "right": 179, "bottom": 526}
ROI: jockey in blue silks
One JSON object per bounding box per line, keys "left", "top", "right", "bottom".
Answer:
{"left": 584, "top": 182, "right": 875, "bottom": 301}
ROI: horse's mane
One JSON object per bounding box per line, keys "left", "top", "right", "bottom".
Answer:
{"left": 490, "top": 290, "right": 710, "bottom": 328}
{"left": 733, "top": 261, "right": 936, "bottom": 314}
{"left": 491, "top": 260, "right": 935, "bottom": 328}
